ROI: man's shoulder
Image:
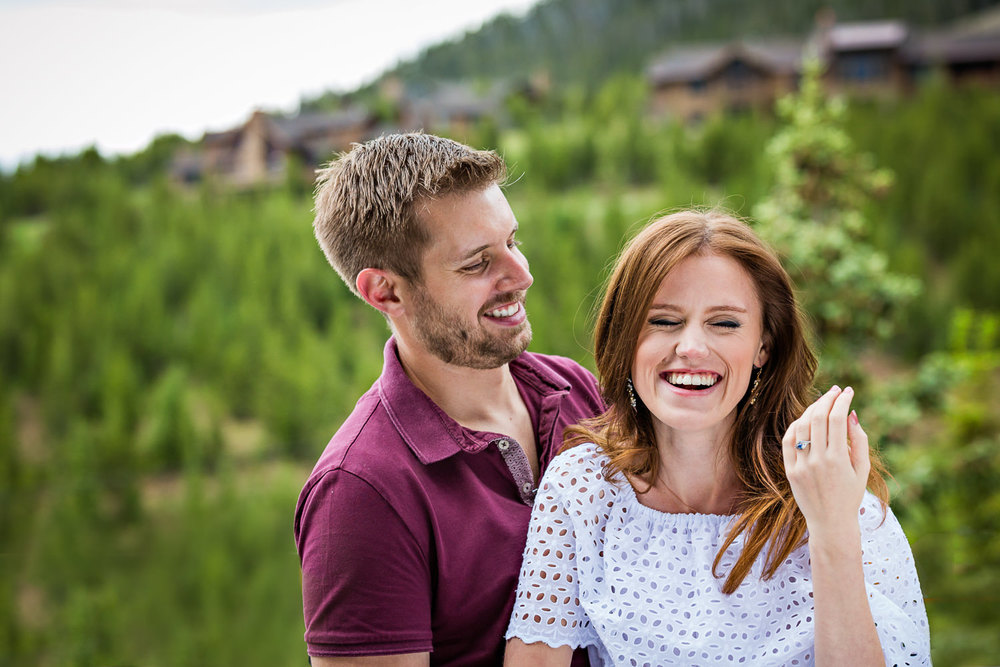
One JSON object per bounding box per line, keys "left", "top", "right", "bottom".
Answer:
{"left": 302, "top": 384, "right": 411, "bottom": 490}
{"left": 517, "top": 351, "right": 599, "bottom": 391}
{"left": 294, "top": 384, "right": 427, "bottom": 534}
{"left": 518, "top": 350, "right": 590, "bottom": 373}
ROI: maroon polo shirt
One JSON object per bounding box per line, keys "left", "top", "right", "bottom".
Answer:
{"left": 294, "top": 337, "right": 604, "bottom": 665}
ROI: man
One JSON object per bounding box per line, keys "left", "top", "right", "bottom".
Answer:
{"left": 294, "top": 133, "right": 604, "bottom": 665}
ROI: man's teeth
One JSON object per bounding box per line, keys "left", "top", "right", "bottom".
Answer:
{"left": 485, "top": 303, "right": 520, "bottom": 318}
{"left": 667, "top": 372, "right": 718, "bottom": 388}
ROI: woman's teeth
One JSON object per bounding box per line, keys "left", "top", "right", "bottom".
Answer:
{"left": 666, "top": 372, "right": 718, "bottom": 388}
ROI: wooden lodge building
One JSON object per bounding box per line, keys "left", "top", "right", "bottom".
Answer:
{"left": 175, "top": 11, "right": 1000, "bottom": 187}
{"left": 648, "top": 13, "right": 1000, "bottom": 122}
{"left": 172, "top": 82, "right": 504, "bottom": 188}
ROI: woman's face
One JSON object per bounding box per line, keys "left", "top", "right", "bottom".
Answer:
{"left": 631, "top": 251, "right": 768, "bottom": 443}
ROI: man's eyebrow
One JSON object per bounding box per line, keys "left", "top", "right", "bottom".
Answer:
{"left": 455, "top": 225, "right": 519, "bottom": 263}
{"left": 457, "top": 244, "right": 491, "bottom": 262}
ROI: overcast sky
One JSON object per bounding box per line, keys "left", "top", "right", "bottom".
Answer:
{"left": 0, "top": 0, "right": 541, "bottom": 168}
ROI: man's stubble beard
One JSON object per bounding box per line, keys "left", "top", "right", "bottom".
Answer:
{"left": 409, "top": 288, "right": 532, "bottom": 370}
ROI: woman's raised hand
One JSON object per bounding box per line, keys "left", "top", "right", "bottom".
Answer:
{"left": 781, "top": 386, "right": 871, "bottom": 536}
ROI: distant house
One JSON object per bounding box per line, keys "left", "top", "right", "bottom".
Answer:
{"left": 648, "top": 41, "right": 802, "bottom": 121}
{"left": 179, "top": 107, "right": 377, "bottom": 187}
{"left": 648, "top": 11, "right": 1000, "bottom": 121}
{"left": 174, "top": 81, "right": 505, "bottom": 187}
{"left": 905, "top": 17, "right": 1000, "bottom": 87}
{"left": 817, "top": 20, "right": 911, "bottom": 97}
{"left": 399, "top": 82, "right": 506, "bottom": 137}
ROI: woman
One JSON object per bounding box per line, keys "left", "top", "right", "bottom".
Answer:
{"left": 505, "top": 210, "right": 929, "bottom": 666}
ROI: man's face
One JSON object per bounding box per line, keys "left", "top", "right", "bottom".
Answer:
{"left": 403, "top": 185, "right": 533, "bottom": 370}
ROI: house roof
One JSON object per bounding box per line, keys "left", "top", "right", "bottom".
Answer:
{"left": 419, "top": 82, "right": 502, "bottom": 117}
{"left": 200, "top": 107, "right": 376, "bottom": 151}
{"left": 906, "top": 5, "right": 1000, "bottom": 64}
{"left": 648, "top": 40, "right": 802, "bottom": 85}
{"left": 943, "top": 3, "right": 1000, "bottom": 39}
{"left": 827, "top": 21, "right": 908, "bottom": 51}
{"left": 904, "top": 31, "right": 1000, "bottom": 64}
{"left": 202, "top": 128, "right": 240, "bottom": 148}
{"left": 648, "top": 44, "right": 728, "bottom": 83}
{"left": 273, "top": 107, "right": 374, "bottom": 139}
{"left": 647, "top": 14, "right": 1000, "bottom": 88}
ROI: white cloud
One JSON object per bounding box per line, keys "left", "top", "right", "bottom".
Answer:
{"left": 0, "top": 0, "right": 539, "bottom": 167}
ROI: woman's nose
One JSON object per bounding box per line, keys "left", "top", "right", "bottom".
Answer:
{"left": 676, "top": 326, "right": 709, "bottom": 360}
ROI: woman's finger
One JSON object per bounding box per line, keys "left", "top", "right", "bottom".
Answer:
{"left": 791, "top": 399, "right": 817, "bottom": 458}
{"left": 808, "top": 385, "right": 842, "bottom": 454}
{"left": 827, "top": 386, "right": 854, "bottom": 457}
{"left": 781, "top": 423, "right": 797, "bottom": 473}
{"left": 847, "top": 410, "right": 871, "bottom": 477}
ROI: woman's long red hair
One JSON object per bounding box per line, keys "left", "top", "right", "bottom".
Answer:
{"left": 565, "top": 210, "right": 888, "bottom": 593}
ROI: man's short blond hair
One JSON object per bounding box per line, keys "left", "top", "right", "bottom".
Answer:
{"left": 313, "top": 132, "right": 507, "bottom": 296}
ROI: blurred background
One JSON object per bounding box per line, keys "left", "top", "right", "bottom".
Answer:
{"left": 2, "top": 0, "right": 999, "bottom": 664}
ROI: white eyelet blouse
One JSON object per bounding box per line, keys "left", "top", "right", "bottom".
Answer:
{"left": 505, "top": 442, "right": 931, "bottom": 666}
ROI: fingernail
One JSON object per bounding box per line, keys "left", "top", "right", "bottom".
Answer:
{"left": 844, "top": 386, "right": 854, "bottom": 396}
{"left": 830, "top": 385, "right": 841, "bottom": 393}
{"left": 850, "top": 410, "right": 859, "bottom": 425}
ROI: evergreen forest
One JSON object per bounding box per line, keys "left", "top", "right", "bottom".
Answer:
{"left": 320, "top": 0, "right": 999, "bottom": 99}
{"left": 3, "top": 11, "right": 1000, "bottom": 667}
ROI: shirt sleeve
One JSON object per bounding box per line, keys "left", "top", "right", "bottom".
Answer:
{"left": 858, "top": 495, "right": 932, "bottom": 666}
{"left": 295, "top": 469, "right": 432, "bottom": 657}
{"left": 505, "top": 459, "right": 598, "bottom": 650}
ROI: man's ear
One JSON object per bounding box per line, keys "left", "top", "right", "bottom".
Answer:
{"left": 356, "top": 268, "right": 404, "bottom": 317}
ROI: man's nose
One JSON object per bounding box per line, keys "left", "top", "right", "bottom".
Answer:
{"left": 498, "top": 246, "right": 533, "bottom": 292}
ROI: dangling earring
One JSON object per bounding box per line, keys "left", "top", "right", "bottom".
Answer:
{"left": 748, "top": 367, "right": 762, "bottom": 405}
{"left": 626, "top": 378, "right": 638, "bottom": 411}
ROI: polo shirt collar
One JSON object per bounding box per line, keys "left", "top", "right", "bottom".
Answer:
{"left": 376, "top": 337, "right": 572, "bottom": 465}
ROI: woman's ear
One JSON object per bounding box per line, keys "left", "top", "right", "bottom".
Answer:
{"left": 356, "top": 268, "right": 403, "bottom": 317}
{"left": 754, "top": 339, "right": 770, "bottom": 368}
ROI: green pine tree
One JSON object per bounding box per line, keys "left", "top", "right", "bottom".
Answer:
{"left": 753, "top": 57, "right": 920, "bottom": 388}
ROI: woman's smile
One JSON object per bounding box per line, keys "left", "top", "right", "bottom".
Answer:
{"left": 661, "top": 370, "right": 721, "bottom": 391}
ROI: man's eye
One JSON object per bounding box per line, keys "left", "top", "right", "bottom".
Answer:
{"left": 463, "top": 260, "right": 488, "bottom": 272}
{"left": 508, "top": 238, "right": 523, "bottom": 249}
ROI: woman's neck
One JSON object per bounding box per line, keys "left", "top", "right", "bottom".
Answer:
{"left": 635, "top": 427, "right": 742, "bottom": 515}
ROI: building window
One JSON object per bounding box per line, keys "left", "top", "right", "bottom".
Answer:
{"left": 837, "top": 52, "right": 890, "bottom": 82}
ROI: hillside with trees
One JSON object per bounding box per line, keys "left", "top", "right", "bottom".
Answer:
{"left": 333, "top": 0, "right": 1000, "bottom": 94}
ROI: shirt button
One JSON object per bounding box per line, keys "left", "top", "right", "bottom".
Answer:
{"left": 521, "top": 482, "right": 533, "bottom": 494}
{"left": 497, "top": 439, "right": 510, "bottom": 452}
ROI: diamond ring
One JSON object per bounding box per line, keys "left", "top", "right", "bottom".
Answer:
{"left": 795, "top": 440, "right": 811, "bottom": 450}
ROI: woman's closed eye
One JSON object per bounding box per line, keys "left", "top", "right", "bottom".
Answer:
{"left": 649, "top": 318, "right": 742, "bottom": 329}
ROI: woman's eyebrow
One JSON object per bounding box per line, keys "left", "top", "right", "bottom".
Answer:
{"left": 647, "top": 304, "right": 748, "bottom": 313}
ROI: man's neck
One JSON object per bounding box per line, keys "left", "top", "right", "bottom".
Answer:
{"left": 395, "top": 336, "right": 525, "bottom": 429}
